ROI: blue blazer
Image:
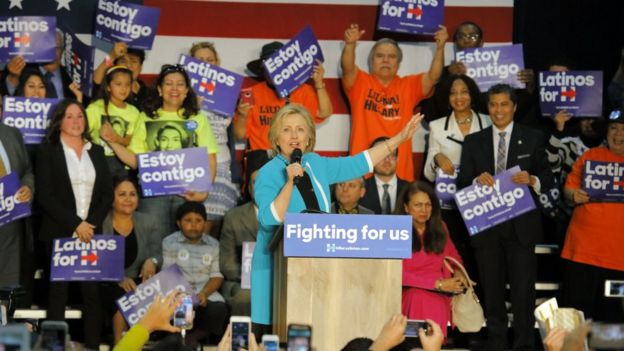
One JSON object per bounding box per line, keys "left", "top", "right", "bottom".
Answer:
{"left": 250, "top": 151, "right": 373, "bottom": 324}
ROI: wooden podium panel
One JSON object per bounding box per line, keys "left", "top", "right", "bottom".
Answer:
{"left": 273, "top": 256, "right": 402, "bottom": 350}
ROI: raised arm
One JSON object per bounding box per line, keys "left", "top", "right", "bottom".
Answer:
{"left": 312, "top": 60, "right": 333, "bottom": 119}
{"left": 421, "top": 25, "right": 448, "bottom": 96}
{"left": 341, "top": 24, "right": 365, "bottom": 91}
{"left": 368, "top": 114, "right": 424, "bottom": 165}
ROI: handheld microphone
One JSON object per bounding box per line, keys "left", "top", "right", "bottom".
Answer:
{"left": 291, "top": 148, "right": 303, "bottom": 184}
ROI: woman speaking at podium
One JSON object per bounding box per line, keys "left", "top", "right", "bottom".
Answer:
{"left": 250, "top": 103, "right": 423, "bottom": 332}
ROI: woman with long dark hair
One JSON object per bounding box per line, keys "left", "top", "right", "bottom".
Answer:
{"left": 104, "top": 64, "right": 218, "bottom": 234}
{"left": 35, "top": 99, "right": 113, "bottom": 349}
{"left": 396, "top": 181, "right": 466, "bottom": 337}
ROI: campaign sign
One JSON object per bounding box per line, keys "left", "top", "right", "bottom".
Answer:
{"left": 263, "top": 26, "right": 324, "bottom": 98}
{"left": 582, "top": 161, "right": 624, "bottom": 202}
{"left": 454, "top": 166, "right": 536, "bottom": 235}
{"left": 456, "top": 44, "right": 525, "bottom": 91}
{"left": 94, "top": 0, "right": 160, "bottom": 50}
{"left": 0, "top": 173, "right": 31, "bottom": 228}
{"left": 137, "top": 147, "right": 212, "bottom": 197}
{"left": 116, "top": 264, "right": 194, "bottom": 326}
{"left": 240, "top": 241, "right": 255, "bottom": 290}
{"left": 179, "top": 55, "right": 244, "bottom": 117}
{"left": 377, "top": 0, "right": 444, "bottom": 36}
{"left": 537, "top": 185, "right": 562, "bottom": 219}
{"left": 2, "top": 96, "right": 59, "bottom": 144}
{"left": 62, "top": 30, "right": 95, "bottom": 97}
{"left": 50, "top": 235, "right": 124, "bottom": 282}
{"left": 435, "top": 167, "right": 458, "bottom": 209}
{"left": 538, "top": 71, "right": 603, "bottom": 117}
{"left": 283, "top": 213, "right": 412, "bottom": 258}
{"left": 0, "top": 16, "right": 56, "bottom": 62}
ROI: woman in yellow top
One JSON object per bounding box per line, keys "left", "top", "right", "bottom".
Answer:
{"left": 86, "top": 65, "right": 140, "bottom": 177}
{"left": 105, "top": 64, "right": 218, "bottom": 235}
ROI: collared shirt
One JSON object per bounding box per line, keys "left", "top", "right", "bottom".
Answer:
{"left": 39, "top": 66, "right": 65, "bottom": 99}
{"left": 162, "top": 231, "right": 225, "bottom": 302}
{"left": 491, "top": 122, "right": 541, "bottom": 193}
{"left": 0, "top": 139, "right": 12, "bottom": 175}
{"left": 374, "top": 175, "right": 398, "bottom": 213}
{"left": 61, "top": 139, "right": 95, "bottom": 220}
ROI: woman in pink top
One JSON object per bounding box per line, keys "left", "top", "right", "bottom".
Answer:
{"left": 397, "top": 181, "right": 466, "bottom": 337}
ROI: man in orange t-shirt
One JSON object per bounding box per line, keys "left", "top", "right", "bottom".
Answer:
{"left": 234, "top": 41, "right": 332, "bottom": 150}
{"left": 341, "top": 24, "right": 448, "bottom": 181}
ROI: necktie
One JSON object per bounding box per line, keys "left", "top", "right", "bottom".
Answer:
{"left": 0, "top": 156, "right": 7, "bottom": 177}
{"left": 338, "top": 207, "right": 359, "bottom": 215}
{"left": 381, "top": 183, "right": 391, "bottom": 214}
{"left": 496, "top": 131, "right": 507, "bottom": 174}
{"left": 44, "top": 71, "right": 58, "bottom": 98}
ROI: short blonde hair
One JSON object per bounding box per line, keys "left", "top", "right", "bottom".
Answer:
{"left": 268, "top": 103, "right": 316, "bottom": 155}
{"left": 189, "top": 41, "right": 220, "bottom": 65}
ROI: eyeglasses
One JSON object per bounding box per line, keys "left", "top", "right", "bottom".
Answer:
{"left": 456, "top": 33, "right": 480, "bottom": 41}
{"left": 337, "top": 182, "right": 362, "bottom": 190}
{"left": 160, "top": 64, "right": 186, "bottom": 75}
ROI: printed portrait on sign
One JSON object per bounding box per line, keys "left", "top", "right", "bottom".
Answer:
{"left": 145, "top": 121, "right": 195, "bottom": 151}
{"left": 102, "top": 115, "right": 129, "bottom": 137}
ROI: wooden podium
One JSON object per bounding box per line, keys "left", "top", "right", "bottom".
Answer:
{"left": 270, "top": 238, "right": 402, "bottom": 350}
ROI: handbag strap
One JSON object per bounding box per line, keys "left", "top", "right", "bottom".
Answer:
{"left": 444, "top": 256, "right": 476, "bottom": 288}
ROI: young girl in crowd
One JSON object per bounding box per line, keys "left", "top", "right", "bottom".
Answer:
{"left": 104, "top": 64, "right": 218, "bottom": 235}
{"left": 190, "top": 41, "right": 240, "bottom": 236}
{"left": 86, "top": 65, "right": 140, "bottom": 177}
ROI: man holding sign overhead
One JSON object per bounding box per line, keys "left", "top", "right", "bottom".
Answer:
{"left": 458, "top": 84, "right": 553, "bottom": 351}
{"left": 341, "top": 24, "right": 447, "bottom": 182}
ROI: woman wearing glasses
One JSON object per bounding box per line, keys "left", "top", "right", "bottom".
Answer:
{"left": 104, "top": 64, "right": 218, "bottom": 234}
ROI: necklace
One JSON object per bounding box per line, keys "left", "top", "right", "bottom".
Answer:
{"left": 456, "top": 116, "right": 472, "bottom": 125}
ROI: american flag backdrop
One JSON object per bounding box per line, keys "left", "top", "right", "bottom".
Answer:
{"left": 2, "top": 0, "right": 513, "bottom": 171}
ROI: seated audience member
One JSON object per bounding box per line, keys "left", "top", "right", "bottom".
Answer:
{"left": 359, "top": 137, "right": 409, "bottom": 214}
{"left": 101, "top": 175, "right": 164, "bottom": 344}
{"left": 0, "top": 119, "right": 34, "bottom": 290}
{"left": 233, "top": 41, "right": 332, "bottom": 149}
{"left": 220, "top": 150, "right": 270, "bottom": 316}
{"left": 36, "top": 99, "right": 113, "bottom": 350}
{"left": 113, "top": 290, "right": 183, "bottom": 351}
{"left": 561, "top": 108, "right": 624, "bottom": 322}
{"left": 396, "top": 182, "right": 465, "bottom": 337}
{"left": 162, "top": 201, "right": 228, "bottom": 348}
{"left": 331, "top": 177, "right": 373, "bottom": 214}
{"left": 608, "top": 48, "right": 624, "bottom": 109}
{"left": 341, "top": 24, "right": 447, "bottom": 181}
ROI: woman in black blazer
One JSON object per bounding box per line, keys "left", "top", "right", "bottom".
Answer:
{"left": 36, "top": 99, "right": 113, "bottom": 349}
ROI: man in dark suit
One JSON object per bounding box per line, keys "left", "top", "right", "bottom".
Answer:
{"left": 458, "top": 84, "right": 554, "bottom": 351}
{"left": 359, "top": 137, "right": 409, "bottom": 214}
{"left": 0, "top": 123, "right": 34, "bottom": 288}
{"left": 331, "top": 177, "right": 374, "bottom": 214}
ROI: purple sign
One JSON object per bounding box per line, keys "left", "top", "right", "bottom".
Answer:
{"left": 434, "top": 167, "right": 458, "bottom": 209}
{"left": 283, "top": 213, "right": 412, "bottom": 258}
{"left": 2, "top": 96, "right": 59, "bottom": 144}
{"left": 454, "top": 166, "right": 537, "bottom": 235}
{"left": 377, "top": 0, "right": 444, "bottom": 36}
{"left": 0, "top": 173, "right": 31, "bottom": 228}
{"left": 50, "top": 235, "right": 124, "bottom": 282}
{"left": 137, "top": 147, "right": 212, "bottom": 197}
{"left": 0, "top": 16, "right": 56, "bottom": 62}
{"left": 94, "top": 0, "right": 160, "bottom": 50}
{"left": 539, "top": 71, "right": 603, "bottom": 117}
{"left": 62, "top": 30, "right": 95, "bottom": 97}
{"left": 116, "top": 264, "right": 194, "bottom": 326}
{"left": 582, "top": 161, "right": 624, "bottom": 202}
{"left": 241, "top": 241, "right": 255, "bottom": 290}
{"left": 263, "top": 26, "right": 324, "bottom": 98}
{"left": 456, "top": 44, "right": 525, "bottom": 91}
{"left": 179, "top": 55, "right": 244, "bottom": 117}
